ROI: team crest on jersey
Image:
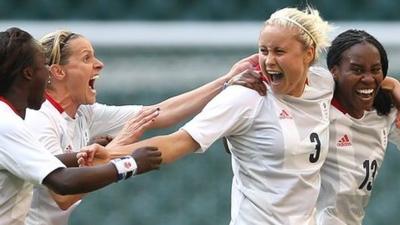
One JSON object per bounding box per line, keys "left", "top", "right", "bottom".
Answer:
{"left": 279, "top": 109, "right": 292, "bottom": 119}
{"left": 65, "top": 144, "right": 73, "bottom": 153}
{"left": 337, "top": 134, "right": 352, "bottom": 147}
{"left": 320, "top": 101, "right": 329, "bottom": 121}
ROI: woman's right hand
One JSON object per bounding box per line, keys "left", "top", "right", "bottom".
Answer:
{"left": 107, "top": 107, "right": 160, "bottom": 147}
{"left": 226, "top": 70, "right": 267, "bottom": 96}
{"left": 77, "top": 143, "right": 111, "bottom": 166}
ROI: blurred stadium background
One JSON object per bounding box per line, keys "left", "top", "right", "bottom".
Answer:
{"left": 1, "top": 0, "right": 400, "bottom": 224}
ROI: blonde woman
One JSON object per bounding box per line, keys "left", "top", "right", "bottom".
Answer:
{"left": 24, "top": 30, "right": 259, "bottom": 224}
{"left": 106, "top": 7, "right": 334, "bottom": 224}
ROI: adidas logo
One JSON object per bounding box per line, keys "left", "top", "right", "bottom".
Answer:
{"left": 279, "top": 109, "right": 292, "bottom": 119}
{"left": 337, "top": 134, "right": 352, "bottom": 147}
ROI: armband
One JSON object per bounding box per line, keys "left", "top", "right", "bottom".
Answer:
{"left": 110, "top": 156, "right": 137, "bottom": 182}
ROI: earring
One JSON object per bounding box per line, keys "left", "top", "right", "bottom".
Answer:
{"left": 47, "top": 75, "right": 51, "bottom": 85}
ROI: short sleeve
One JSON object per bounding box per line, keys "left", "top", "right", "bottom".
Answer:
{"left": 388, "top": 109, "right": 400, "bottom": 149}
{"left": 82, "top": 103, "right": 143, "bottom": 138}
{"left": 181, "top": 85, "right": 264, "bottom": 152}
{"left": 0, "top": 120, "right": 65, "bottom": 185}
{"left": 25, "top": 109, "right": 64, "bottom": 155}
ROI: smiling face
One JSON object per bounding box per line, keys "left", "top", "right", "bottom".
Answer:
{"left": 258, "top": 24, "right": 314, "bottom": 97}
{"left": 60, "top": 37, "right": 103, "bottom": 106}
{"left": 332, "top": 42, "right": 384, "bottom": 117}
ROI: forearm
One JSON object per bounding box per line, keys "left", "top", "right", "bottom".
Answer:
{"left": 149, "top": 75, "right": 227, "bottom": 128}
{"left": 55, "top": 153, "right": 80, "bottom": 167}
{"left": 49, "top": 191, "right": 84, "bottom": 210}
{"left": 109, "top": 130, "right": 199, "bottom": 164}
{"left": 43, "top": 164, "right": 117, "bottom": 195}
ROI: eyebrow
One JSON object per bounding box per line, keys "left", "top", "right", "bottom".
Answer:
{"left": 79, "top": 49, "right": 94, "bottom": 55}
{"left": 349, "top": 62, "right": 362, "bottom": 67}
{"left": 349, "top": 62, "right": 381, "bottom": 68}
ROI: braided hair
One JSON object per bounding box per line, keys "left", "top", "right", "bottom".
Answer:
{"left": 0, "top": 27, "right": 40, "bottom": 95}
{"left": 327, "top": 29, "right": 391, "bottom": 115}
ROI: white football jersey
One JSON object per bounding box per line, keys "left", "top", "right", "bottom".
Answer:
{"left": 316, "top": 99, "right": 400, "bottom": 225}
{"left": 182, "top": 67, "right": 334, "bottom": 225}
{"left": 0, "top": 100, "right": 65, "bottom": 225}
{"left": 24, "top": 95, "right": 142, "bottom": 225}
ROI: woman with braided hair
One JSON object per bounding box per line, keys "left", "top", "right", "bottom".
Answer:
{"left": 316, "top": 29, "right": 400, "bottom": 225}
{"left": 0, "top": 27, "right": 161, "bottom": 225}
{"left": 227, "top": 29, "right": 400, "bottom": 224}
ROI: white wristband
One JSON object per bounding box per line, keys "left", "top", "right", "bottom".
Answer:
{"left": 110, "top": 156, "right": 137, "bottom": 181}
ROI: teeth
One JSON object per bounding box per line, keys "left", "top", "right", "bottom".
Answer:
{"left": 356, "top": 89, "right": 374, "bottom": 94}
{"left": 267, "top": 71, "right": 281, "bottom": 75}
{"left": 91, "top": 75, "right": 99, "bottom": 80}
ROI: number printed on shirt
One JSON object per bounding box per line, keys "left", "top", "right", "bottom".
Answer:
{"left": 309, "top": 133, "right": 321, "bottom": 163}
{"left": 359, "top": 159, "right": 378, "bottom": 191}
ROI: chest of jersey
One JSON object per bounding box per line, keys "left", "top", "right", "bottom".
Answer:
{"left": 327, "top": 109, "right": 390, "bottom": 194}
{"left": 229, "top": 91, "right": 330, "bottom": 172}
{"left": 59, "top": 115, "right": 91, "bottom": 153}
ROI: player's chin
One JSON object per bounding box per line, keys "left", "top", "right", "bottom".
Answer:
{"left": 86, "top": 89, "right": 97, "bottom": 103}
{"left": 84, "top": 95, "right": 96, "bottom": 105}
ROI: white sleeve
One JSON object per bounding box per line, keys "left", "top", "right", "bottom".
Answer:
{"left": 388, "top": 109, "right": 400, "bottom": 149}
{"left": 181, "top": 85, "right": 264, "bottom": 152}
{"left": 25, "top": 110, "right": 64, "bottom": 155}
{"left": 0, "top": 120, "right": 65, "bottom": 185}
{"left": 83, "top": 103, "right": 143, "bottom": 138}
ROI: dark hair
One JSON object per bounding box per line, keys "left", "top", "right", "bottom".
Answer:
{"left": 327, "top": 29, "right": 391, "bottom": 115}
{"left": 0, "top": 27, "right": 40, "bottom": 95}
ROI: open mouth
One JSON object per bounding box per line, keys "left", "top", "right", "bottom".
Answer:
{"left": 89, "top": 75, "right": 99, "bottom": 91}
{"left": 267, "top": 71, "right": 284, "bottom": 83}
{"left": 355, "top": 88, "right": 374, "bottom": 100}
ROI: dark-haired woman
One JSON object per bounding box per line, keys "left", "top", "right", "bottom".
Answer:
{"left": 316, "top": 29, "right": 400, "bottom": 225}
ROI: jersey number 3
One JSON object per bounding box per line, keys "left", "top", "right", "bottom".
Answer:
{"left": 309, "top": 133, "right": 321, "bottom": 163}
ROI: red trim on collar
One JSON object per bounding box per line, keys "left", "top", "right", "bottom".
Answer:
{"left": 0, "top": 96, "right": 19, "bottom": 114}
{"left": 331, "top": 97, "right": 348, "bottom": 114}
{"left": 45, "top": 93, "right": 64, "bottom": 113}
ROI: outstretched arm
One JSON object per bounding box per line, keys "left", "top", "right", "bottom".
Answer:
{"left": 43, "top": 144, "right": 161, "bottom": 195}
{"left": 43, "top": 164, "right": 117, "bottom": 195}
{"left": 144, "top": 54, "right": 259, "bottom": 129}
{"left": 47, "top": 144, "right": 116, "bottom": 210}
{"left": 108, "top": 130, "right": 199, "bottom": 164}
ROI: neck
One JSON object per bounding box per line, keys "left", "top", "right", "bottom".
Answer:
{"left": 1, "top": 91, "right": 28, "bottom": 119}
{"left": 46, "top": 89, "right": 79, "bottom": 118}
{"left": 333, "top": 92, "right": 364, "bottom": 119}
{"left": 290, "top": 73, "right": 308, "bottom": 97}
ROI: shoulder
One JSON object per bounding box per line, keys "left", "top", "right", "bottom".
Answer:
{"left": 0, "top": 115, "right": 22, "bottom": 134}
{"left": 308, "top": 66, "right": 335, "bottom": 91}
{"left": 218, "top": 85, "right": 264, "bottom": 108}
{"left": 196, "top": 85, "right": 265, "bottom": 123}
{"left": 25, "top": 103, "right": 59, "bottom": 129}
